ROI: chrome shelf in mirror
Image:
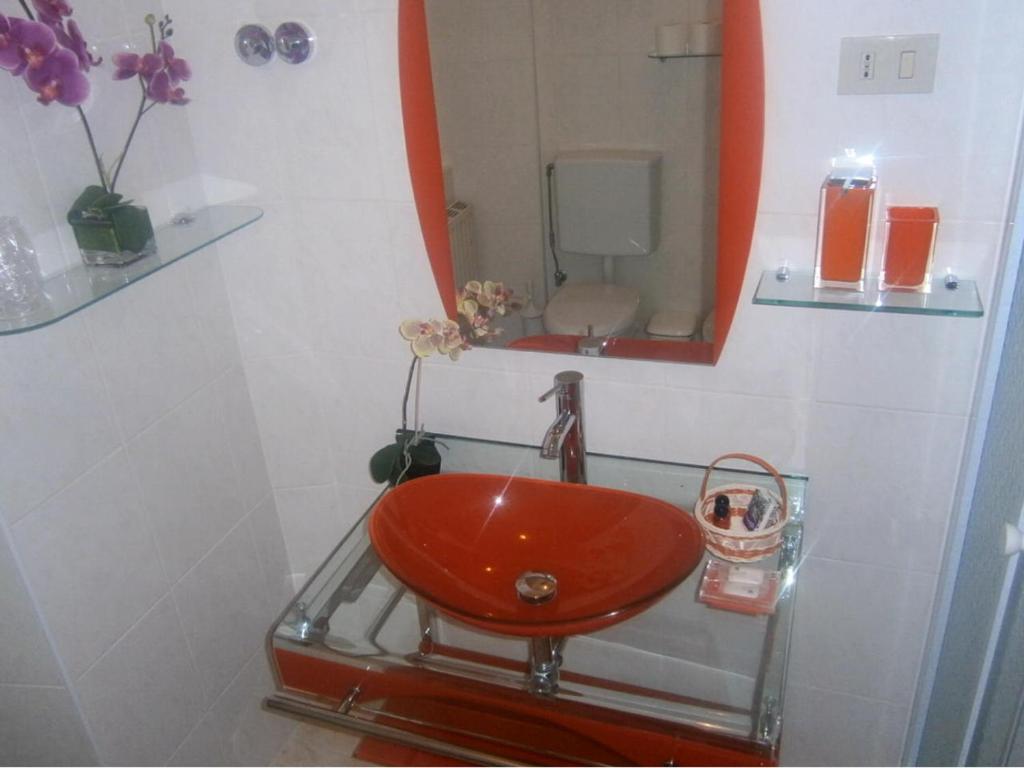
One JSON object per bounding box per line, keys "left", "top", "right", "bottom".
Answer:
{"left": 647, "top": 51, "right": 722, "bottom": 60}
{"left": 753, "top": 269, "right": 984, "bottom": 318}
{"left": 0, "top": 205, "right": 263, "bottom": 336}
{"left": 266, "top": 434, "right": 807, "bottom": 766}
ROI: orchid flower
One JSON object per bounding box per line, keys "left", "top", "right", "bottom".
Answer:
{"left": 438, "top": 319, "right": 468, "bottom": 360}
{"left": 456, "top": 294, "right": 478, "bottom": 322}
{"left": 158, "top": 41, "right": 190, "bottom": 83}
{"left": 146, "top": 68, "right": 188, "bottom": 104}
{"left": 24, "top": 44, "right": 89, "bottom": 105}
{"left": 31, "top": 0, "right": 71, "bottom": 26}
{"left": 113, "top": 39, "right": 190, "bottom": 104}
{"left": 0, "top": 15, "right": 24, "bottom": 72}
{"left": 1, "top": 3, "right": 195, "bottom": 196}
{"left": 399, "top": 319, "right": 468, "bottom": 361}
{"left": 455, "top": 279, "right": 513, "bottom": 342}
{"left": 112, "top": 51, "right": 160, "bottom": 80}
{"left": 0, "top": 17, "right": 56, "bottom": 76}
{"left": 54, "top": 19, "right": 100, "bottom": 71}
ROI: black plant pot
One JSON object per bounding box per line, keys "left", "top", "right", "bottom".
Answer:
{"left": 369, "top": 429, "right": 442, "bottom": 486}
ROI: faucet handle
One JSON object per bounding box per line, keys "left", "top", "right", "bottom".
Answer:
{"left": 538, "top": 370, "right": 584, "bottom": 402}
{"left": 538, "top": 383, "right": 560, "bottom": 403}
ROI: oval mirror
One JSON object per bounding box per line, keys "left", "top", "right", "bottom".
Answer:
{"left": 399, "top": 0, "right": 763, "bottom": 365}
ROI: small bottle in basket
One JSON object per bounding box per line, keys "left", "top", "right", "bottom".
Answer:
{"left": 713, "top": 495, "right": 731, "bottom": 530}
{"left": 743, "top": 488, "right": 781, "bottom": 531}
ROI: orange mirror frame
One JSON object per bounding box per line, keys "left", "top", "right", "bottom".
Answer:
{"left": 398, "top": 0, "right": 763, "bottom": 365}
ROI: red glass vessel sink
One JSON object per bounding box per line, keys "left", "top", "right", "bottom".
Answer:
{"left": 369, "top": 473, "right": 705, "bottom": 637}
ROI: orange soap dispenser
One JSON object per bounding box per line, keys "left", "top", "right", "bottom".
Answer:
{"left": 814, "top": 150, "right": 876, "bottom": 291}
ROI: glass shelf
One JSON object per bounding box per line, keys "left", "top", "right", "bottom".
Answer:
{"left": 648, "top": 51, "right": 721, "bottom": 60}
{"left": 753, "top": 269, "right": 984, "bottom": 318}
{"left": 0, "top": 205, "right": 263, "bottom": 336}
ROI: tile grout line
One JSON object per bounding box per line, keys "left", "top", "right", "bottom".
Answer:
{"left": 10, "top": 335, "right": 243, "bottom": 532}
{"left": 72, "top": 491, "right": 273, "bottom": 687}
{"left": 0, "top": 511, "right": 103, "bottom": 764}
{"left": 0, "top": 682, "right": 71, "bottom": 691}
{"left": 787, "top": 679, "right": 913, "bottom": 710}
{"left": 797, "top": 551, "right": 943, "bottom": 578}
{"left": 165, "top": 644, "right": 276, "bottom": 767}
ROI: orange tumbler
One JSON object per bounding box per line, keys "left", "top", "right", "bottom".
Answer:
{"left": 814, "top": 153, "right": 876, "bottom": 291}
{"left": 880, "top": 206, "right": 939, "bottom": 292}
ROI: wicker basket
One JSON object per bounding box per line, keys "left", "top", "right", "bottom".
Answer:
{"left": 696, "top": 453, "right": 788, "bottom": 563}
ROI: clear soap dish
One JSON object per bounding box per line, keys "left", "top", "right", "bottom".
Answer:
{"left": 698, "top": 560, "right": 781, "bottom": 616}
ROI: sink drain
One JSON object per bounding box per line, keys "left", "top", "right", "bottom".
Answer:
{"left": 515, "top": 572, "right": 558, "bottom": 604}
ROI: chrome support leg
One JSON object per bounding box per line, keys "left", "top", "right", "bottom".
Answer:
{"left": 529, "top": 635, "right": 563, "bottom": 695}
{"left": 417, "top": 599, "right": 437, "bottom": 655}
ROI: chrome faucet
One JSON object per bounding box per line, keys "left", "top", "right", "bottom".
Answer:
{"left": 538, "top": 371, "right": 587, "bottom": 484}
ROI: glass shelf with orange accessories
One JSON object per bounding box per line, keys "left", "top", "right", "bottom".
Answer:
{"left": 754, "top": 268, "right": 983, "bottom": 318}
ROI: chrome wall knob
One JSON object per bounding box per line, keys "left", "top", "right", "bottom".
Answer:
{"left": 235, "top": 24, "right": 274, "bottom": 66}
{"left": 275, "top": 22, "right": 315, "bottom": 65}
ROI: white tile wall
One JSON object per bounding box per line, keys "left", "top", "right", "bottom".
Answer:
{"left": 171, "top": 520, "right": 271, "bottom": 705}
{"left": 167, "top": 715, "right": 231, "bottom": 767}
{"left": 0, "top": 319, "right": 121, "bottom": 523}
{"left": 129, "top": 380, "right": 249, "bottom": 583}
{"left": 197, "top": 1, "right": 1024, "bottom": 764}
{"left": 0, "top": 684, "right": 96, "bottom": 766}
{"left": 13, "top": 452, "right": 168, "bottom": 679}
{"left": 247, "top": 495, "right": 295, "bottom": 614}
{"left": 3, "top": 0, "right": 1022, "bottom": 766}
{"left": 426, "top": 0, "right": 546, "bottom": 298}
{"left": 245, "top": 353, "right": 335, "bottom": 489}
{"left": 0, "top": 5, "right": 295, "bottom": 762}
{"left": 76, "top": 596, "right": 206, "bottom": 765}
{"left": 789, "top": 557, "right": 937, "bottom": 707}
{"left": 205, "top": 652, "right": 298, "bottom": 766}
{"left": 782, "top": 684, "right": 909, "bottom": 766}
{"left": 0, "top": 294, "right": 293, "bottom": 766}
{"left": 0, "top": 529, "right": 64, "bottom": 688}
{"left": 274, "top": 483, "right": 345, "bottom": 583}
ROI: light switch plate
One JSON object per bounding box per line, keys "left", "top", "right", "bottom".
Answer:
{"left": 838, "top": 34, "right": 940, "bottom": 95}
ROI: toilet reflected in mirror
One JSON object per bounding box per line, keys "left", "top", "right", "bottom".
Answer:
{"left": 401, "top": 0, "right": 764, "bottom": 364}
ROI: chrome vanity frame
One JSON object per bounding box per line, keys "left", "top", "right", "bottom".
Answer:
{"left": 264, "top": 435, "right": 806, "bottom": 766}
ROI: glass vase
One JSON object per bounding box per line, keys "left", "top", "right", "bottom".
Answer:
{"left": 67, "top": 186, "right": 156, "bottom": 267}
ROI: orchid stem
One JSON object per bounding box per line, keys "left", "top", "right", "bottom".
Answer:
{"left": 401, "top": 356, "right": 419, "bottom": 433}
{"left": 23, "top": 0, "right": 107, "bottom": 192}
{"left": 109, "top": 81, "right": 149, "bottom": 194}
{"left": 77, "top": 107, "right": 109, "bottom": 193}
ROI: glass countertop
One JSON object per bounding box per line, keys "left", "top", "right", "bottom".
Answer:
{"left": 268, "top": 435, "right": 807, "bottom": 766}
{"left": 0, "top": 205, "right": 263, "bottom": 336}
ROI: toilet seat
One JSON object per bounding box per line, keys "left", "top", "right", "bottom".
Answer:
{"left": 543, "top": 283, "right": 640, "bottom": 336}
{"left": 646, "top": 309, "right": 699, "bottom": 339}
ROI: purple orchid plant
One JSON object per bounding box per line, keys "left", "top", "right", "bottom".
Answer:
{"left": 0, "top": 0, "right": 191, "bottom": 195}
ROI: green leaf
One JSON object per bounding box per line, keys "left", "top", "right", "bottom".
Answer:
{"left": 91, "top": 192, "right": 125, "bottom": 210}
{"left": 69, "top": 185, "right": 110, "bottom": 213}
{"left": 369, "top": 443, "right": 402, "bottom": 484}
